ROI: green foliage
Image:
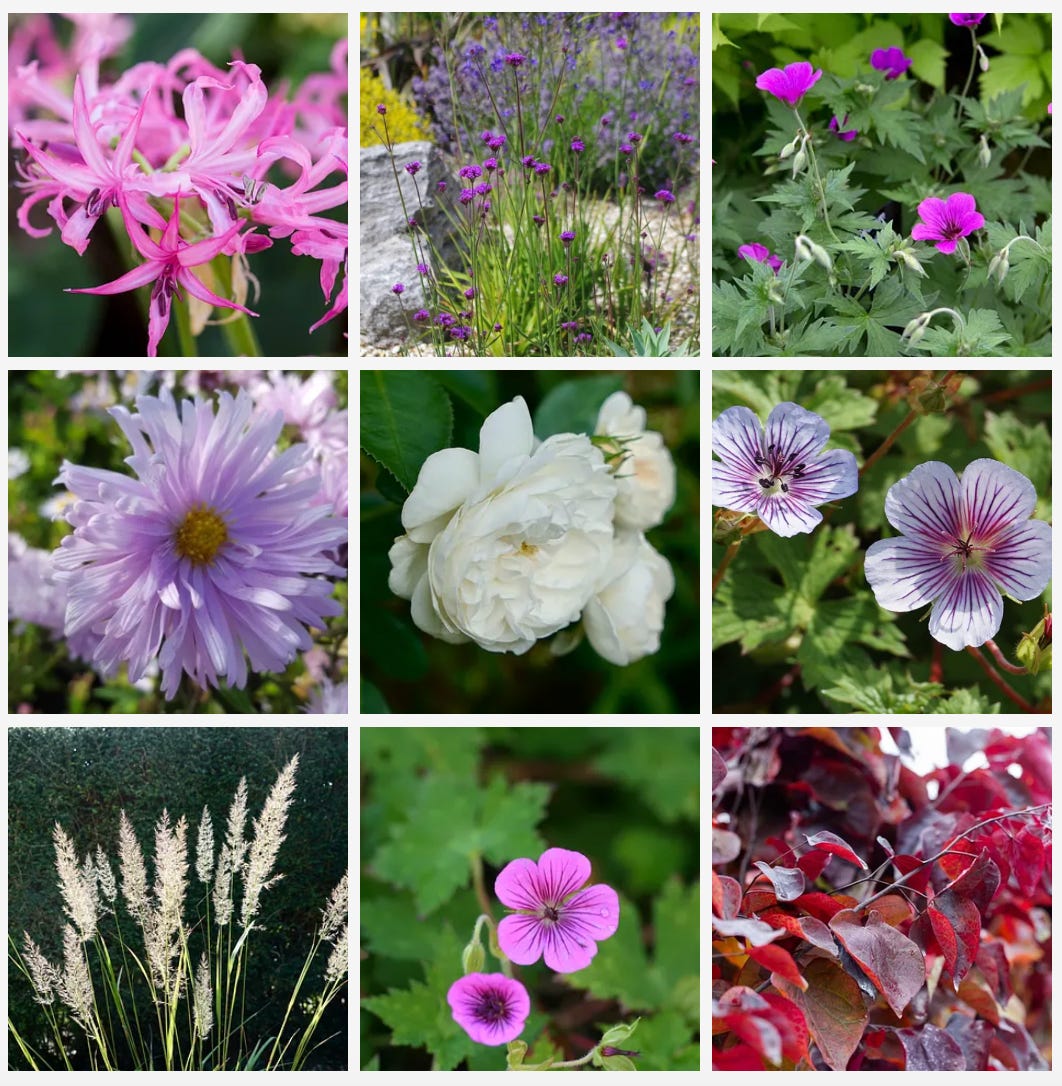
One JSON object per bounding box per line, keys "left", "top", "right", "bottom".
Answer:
{"left": 604, "top": 319, "right": 692, "bottom": 357}
{"left": 532, "top": 375, "right": 624, "bottom": 439}
{"left": 361, "top": 728, "right": 699, "bottom": 1071}
{"left": 713, "top": 13, "right": 1051, "bottom": 356}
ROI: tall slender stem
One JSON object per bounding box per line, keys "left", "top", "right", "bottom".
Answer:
{"left": 966, "top": 646, "right": 1039, "bottom": 712}
{"left": 712, "top": 542, "right": 740, "bottom": 597}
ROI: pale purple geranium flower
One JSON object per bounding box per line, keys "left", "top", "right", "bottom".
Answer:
{"left": 949, "top": 13, "right": 985, "bottom": 27}
{"left": 496, "top": 848, "right": 619, "bottom": 973}
{"left": 738, "top": 242, "right": 783, "bottom": 273}
{"left": 910, "top": 192, "right": 984, "bottom": 254}
{"left": 755, "top": 61, "right": 823, "bottom": 107}
{"left": 447, "top": 973, "right": 530, "bottom": 1045}
{"left": 712, "top": 403, "right": 859, "bottom": 538}
{"left": 865, "top": 460, "right": 1052, "bottom": 651}
{"left": 52, "top": 388, "right": 347, "bottom": 699}
{"left": 871, "top": 46, "right": 913, "bottom": 80}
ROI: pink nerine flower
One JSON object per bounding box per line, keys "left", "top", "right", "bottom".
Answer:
{"left": 495, "top": 848, "right": 619, "bottom": 973}
{"left": 66, "top": 196, "right": 258, "bottom": 356}
{"left": 755, "top": 61, "right": 822, "bottom": 107}
{"left": 910, "top": 192, "right": 985, "bottom": 254}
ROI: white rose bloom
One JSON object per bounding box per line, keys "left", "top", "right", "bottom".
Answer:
{"left": 583, "top": 531, "right": 675, "bottom": 666}
{"left": 388, "top": 396, "right": 617, "bottom": 654}
{"left": 595, "top": 391, "right": 676, "bottom": 531}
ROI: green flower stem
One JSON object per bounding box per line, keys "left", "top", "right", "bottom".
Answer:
{"left": 173, "top": 297, "right": 198, "bottom": 356}
{"left": 210, "top": 254, "right": 262, "bottom": 357}
{"left": 516, "top": 1047, "right": 600, "bottom": 1072}
{"left": 791, "top": 107, "right": 840, "bottom": 245}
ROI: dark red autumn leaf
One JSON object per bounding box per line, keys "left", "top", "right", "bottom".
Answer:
{"left": 829, "top": 909, "right": 925, "bottom": 1017}
{"left": 1012, "top": 827, "right": 1045, "bottom": 896}
{"left": 746, "top": 942, "right": 807, "bottom": 991}
{"left": 713, "top": 1043, "right": 766, "bottom": 1070}
{"left": 897, "top": 1023, "right": 965, "bottom": 1070}
{"left": 719, "top": 1012, "right": 782, "bottom": 1065}
{"left": 753, "top": 860, "right": 806, "bottom": 902}
{"left": 757, "top": 908, "right": 808, "bottom": 940}
{"left": 891, "top": 853, "right": 932, "bottom": 896}
{"left": 792, "top": 891, "right": 854, "bottom": 923}
{"left": 802, "top": 830, "right": 869, "bottom": 869}
{"left": 928, "top": 892, "right": 981, "bottom": 981}
{"left": 975, "top": 940, "right": 1013, "bottom": 1004}
{"left": 743, "top": 886, "right": 778, "bottom": 913}
{"left": 795, "top": 848, "right": 830, "bottom": 881}
{"left": 761, "top": 992, "right": 811, "bottom": 1064}
{"left": 772, "top": 956, "right": 869, "bottom": 1071}
{"left": 926, "top": 905, "right": 961, "bottom": 978}
{"left": 796, "top": 914, "right": 838, "bottom": 956}
{"left": 866, "top": 893, "right": 915, "bottom": 928}
{"left": 944, "top": 1014, "right": 994, "bottom": 1071}
{"left": 712, "top": 746, "right": 728, "bottom": 792}
{"left": 712, "top": 871, "right": 742, "bottom": 919}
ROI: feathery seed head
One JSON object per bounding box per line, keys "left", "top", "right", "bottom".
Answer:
{"left": 212, "top": 844, "right": 235, "bottom": 927}
{"left": 61, "top": 924, "right": 95, "bottom": 1027}
{"left": 324, "top": 925, "right": 348, "bottom": 984}
{"left": 224, "top": 777, "right": 250, "bottom": 875}
{"left": 22, "top": 932, "right": 60, "bottom": 1005}
{"left": 94, "top": 846, "right": 117, "bottom": 904}
{"left": 320, "top": 872, "right": 348, "bottom": 943}
{"left": 196, "top": 806, "right": 215, "bottom": 885}
{"left": 53, "top": 823, "right": 98, "bottom": 941}
{"left": 240, "top": 755, "right": 299, "bottom": 929}
{"left": 193, "top": 953, "right": 214, "bottom": 1040}
{"left": 118, "top": 810, "right": 150, "bottom": 922}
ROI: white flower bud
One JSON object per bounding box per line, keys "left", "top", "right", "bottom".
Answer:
{"left": 779, "top": 137, "right": 799, "bottom": 160}
{"left": 978, "top": 46, "right": 990, "bottom": 73}
{"left": 791, "top": 147, "right": 807, "bottom": 175}
{"left": 901, "top": 313, "right": 929, "bottom": 340}
{"left": 978, "top": 136, "right": 991, "bottom": 168}
{"left": 895, "top": 250, "right": 928, "bottom": 277}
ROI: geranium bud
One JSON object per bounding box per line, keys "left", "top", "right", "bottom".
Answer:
{"left": 461, "top": 939, "right": 486, "bottom": 975}
{"left": 895, "top": 250, "right": 928, "bottom": 277}
{"left": 791, "top": 147, "right": 807, "bottom": 175}
{"left": 978, "top": 136, "right": 991, "bottom": 168}
{"left": 779, "top": 136, "right": 799, "bottom": 160}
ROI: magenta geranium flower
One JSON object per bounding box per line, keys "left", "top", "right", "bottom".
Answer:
{"left": 712, "top": 403, "right": 859, "bottom": 538}
{"left": 447, "top": 974, "right": 530, "bottom": 1046}
{"left": 495, "top": 848, "right": 619, "bottom": 973}
{"left": 865, "top": 460, "right": 1052, "bottom": 650}
{"left": 829, "top": 114, "right": 858, "bottom": 141}
{"left": 755, "top": 61, "right": 823, "bottom": 107}
{"left": 738, "top": 242, "right": 783, "bottom": 273}
{"left": 871, "top": 46, "right": 913, "bottom": 80}
{"left": 949, "top": 13, "right": 985, "bottom": 27}
{"left": 910, "top": 192, "right": 985, "bottom": 254}
{"left": 52, "top": 388, "right": 347, "bottom": 699}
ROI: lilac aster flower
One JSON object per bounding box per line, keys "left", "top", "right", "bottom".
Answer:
{"left": 829, "top": 114, "right": 858, "bottom": 141}
{"left": 871, "top": 46, "right": 913, "bottom": 80}
{"left": 949, "top": 13, "right": 985, "bottom": 27}
{"left": 447, "top": 973, "right": 530, "bottom": 1046}
{"left": 865, "top": 460, "right": 1051, "bottom": 650}
{"left": 712, "top": 403, "right": 859, "bottom": 537}
{"left": 52, "top": 389, "right": 346, "bottom": 699}
{"left": 755, "top": 61, "right": 823, "bottom": 107}
{"left": 738, "top": 242, "right": 784, "bottom": 273}
{"left": 911, "top": 192, "right": 985, "bottom": 253}
{"left": 495, "top": 848, "right": 620, "bottom": 973}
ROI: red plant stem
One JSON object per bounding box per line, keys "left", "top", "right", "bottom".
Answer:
{"left": 712, "top": 542, "right": 740, "bottom": 597}
{"left": 983, "top": 638, "right": 1028, "bottom": 675}
{"left": 859, "top": 371, "right": 956, "bottom": 479}
{"left": 981, "top": 376, "right": 1051, "bottom": 404}
{"left": 855, "top": 803, "right": 1052, "bottom": 913}
{"left": 966, "top": 645, "right": 1039, "bottom": 712}
{"left": 928, "top": 639, "right": 943, "bottom": 683}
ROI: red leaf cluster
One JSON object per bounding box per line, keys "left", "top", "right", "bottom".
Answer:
{"left": 712, "top": 727, "right": 1052, "bottom": 1071}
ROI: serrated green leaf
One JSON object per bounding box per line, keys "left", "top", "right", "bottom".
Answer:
{"left": 712, "top": 570, "right": 806, "bottom": 652}
{"left": 982, "top": 15, "right": 1043, "bottom": 55}
{"left": 651, "top": 879, "right": 700, "bottom": 1000}
{"left": 821, "top": 669, "right": 943, "bottom": 713}
{"left": 801, "top": 375, "right": 878, "bottom": 431}
{"left": 628, "top": 1009, "right": 700, "bottom": 1071}
{"left": 371, "top": 774, "right": 549, "bottom": 913}
{"left": 712, "top": 13, "right": 736, "bottom": 50}
{"left": 870, "top": 109, "right": 927, "bottom": 163}
{"left": 980, "top": 59, "right": 1042, "bottom": 109}
{"left": 982, "top": 411, "right": 1051, "bottom": 494}
{"left": 931, "top": 688, "right": 1002, "bottom": 713}
{"left": 360, "top": 371, "right": 453, "bottom": 491}
{"left": 907, "top": 39, "right": 948, "bottom": 89}
{"left": 533, "top": 375, "right": 624, "bottom": 438}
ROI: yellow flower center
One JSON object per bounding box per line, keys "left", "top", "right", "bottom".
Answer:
{"left": 174, "top": 504, "right": 229, "bottom": 566}
{"left": 519, "top": 541, "right": 539, "bottom": 556}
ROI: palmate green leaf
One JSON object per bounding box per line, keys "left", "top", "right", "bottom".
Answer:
{"left": 870, "top": 109, "right": 926, "bottom": 164}
{"left": 907, "top": 38, "right": 948, "bottom": 89}
{"left": 983, "top": 411, "right": 1051, "bottom": 494}
{"left": 798, "top": 597, "right": 908, "bottom": 692}
{"left": 360, "top": 371, "right": 453, "bottom": 492}
{"left": 838, "top": 232, "right": 893, "bottom": 290}
{"left": 757, "top": 523, "right": 861, "bottom": 604}
{"left": 931, "top": 688, "right": 1002, "bottom": 713}
{"left": 594, "top": 731, "right": 699, "bottom": 824}
{"left": 371, "top": 774, "right": 549, "bottom": 913}
{"left": 712, "top": 570, "right": 809, "bottom": 652}
{"left": 781, "top": 318, "right": 852, "bottom": 355}
{"left": 565, "top": 881, "right": 699, "bottom": 1017}
{"left": 711, "top": 281, "right": 767, "bottom": 356}
{"left": 981, "top": 61, "right": 1041, "bottom": 108}
{"left": 821, "top": 669, "right": 944, "bottom": 713}
{"left": 800, "top": 375, "right": 878, "bottom": 431}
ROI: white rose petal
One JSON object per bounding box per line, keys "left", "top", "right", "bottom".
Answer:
{"left": 389, "top": 397, "right": 617, "bottom": 654}
{"left": 584, "top": 532, "right": 675, "bottom": 666}
{"left": 595, "top": 391, "right": 676, "bottom": 531}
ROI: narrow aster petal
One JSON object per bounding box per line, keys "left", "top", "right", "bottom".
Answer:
{"left": 66, "top": 262, "right": 160, "bottom": 296}
{"left": 929, "top": 567, "right": 1003, "bottom": 649}
{"left": 883, "top": 461, "right": 962, "bottom": 543}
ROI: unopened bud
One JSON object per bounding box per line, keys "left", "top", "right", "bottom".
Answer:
{"left": 791, "top": 147, "right": 807, "bottom": 175}
{"left": 978, "top": 135, "right": 991, "bottom": 168}
{"left": 901, "top": 313, "right": 930, "bottom": 342}
{"left": 779, "top": 136, "right": 800, "bottom": 160}
{"left": 461, "top": 940, "right": 486, "bottom": 974}
{"left": 795, "top": 235, "right": 832, "bottom": 271}
{"left": 978, "top": 45, "right": 990, "bottom": 73}
{"left": 895, "top": 250, "right": 928, "bottom": 277}
{"left": 988, "top": 249, "right": 1010, "bottom": 284}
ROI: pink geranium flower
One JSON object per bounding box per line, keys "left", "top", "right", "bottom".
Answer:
{"left": 66, "top": 195, "right": 258, "bottom": 356}
{"left": 829, "top": 113, "right": 859, "bottom": 141}
{"left": 495, "top": 848, "right": 619, "bottom": 973}
{"left": 738, "top": 242, "right": 783, "bottom": 273}
{"left": 949, "top": 14, "right": 985, "bottom": 27}
{"left": 447, "top": 974, "right": 530, "bottom": 1046}
{"left": 755, "top": 61, "right": 823, "bottom": 107}
{"left": 910, "top": 192, "right": 985, "bottom": 253}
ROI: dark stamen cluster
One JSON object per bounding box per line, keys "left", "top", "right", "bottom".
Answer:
{"left": 753, "top": 442, "right": 806, "bottom": 494}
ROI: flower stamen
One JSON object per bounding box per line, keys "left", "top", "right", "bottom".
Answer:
{"left": 174, "top": 503, "right": 229, "bottom": 565}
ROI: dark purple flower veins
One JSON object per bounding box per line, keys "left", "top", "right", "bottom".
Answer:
{"left": 754, "top": 442, "right": 807, "bottom": 495}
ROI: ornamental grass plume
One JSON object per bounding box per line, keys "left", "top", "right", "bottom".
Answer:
{"left": 11, "top": 758, "right": 346, "bottom": 1072}
{"left": 51, "top": 388, "right": 347, "bottom": 701}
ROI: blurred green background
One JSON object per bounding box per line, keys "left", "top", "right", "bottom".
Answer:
{"left": 8, "top": 13, "right": 347, "bottom": 356}
{"left": 360, "top": 370, "right": 700, "bottom": 714}
{"left": 8, "top": 725, "right": 348, "bottom": 1070}
{"left": 361, "top": 726, "right": 700, "bottom": 1071}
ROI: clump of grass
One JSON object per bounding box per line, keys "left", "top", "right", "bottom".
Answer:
{"left": 10, "top": 756, "right": 347, "bottom": 1071}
